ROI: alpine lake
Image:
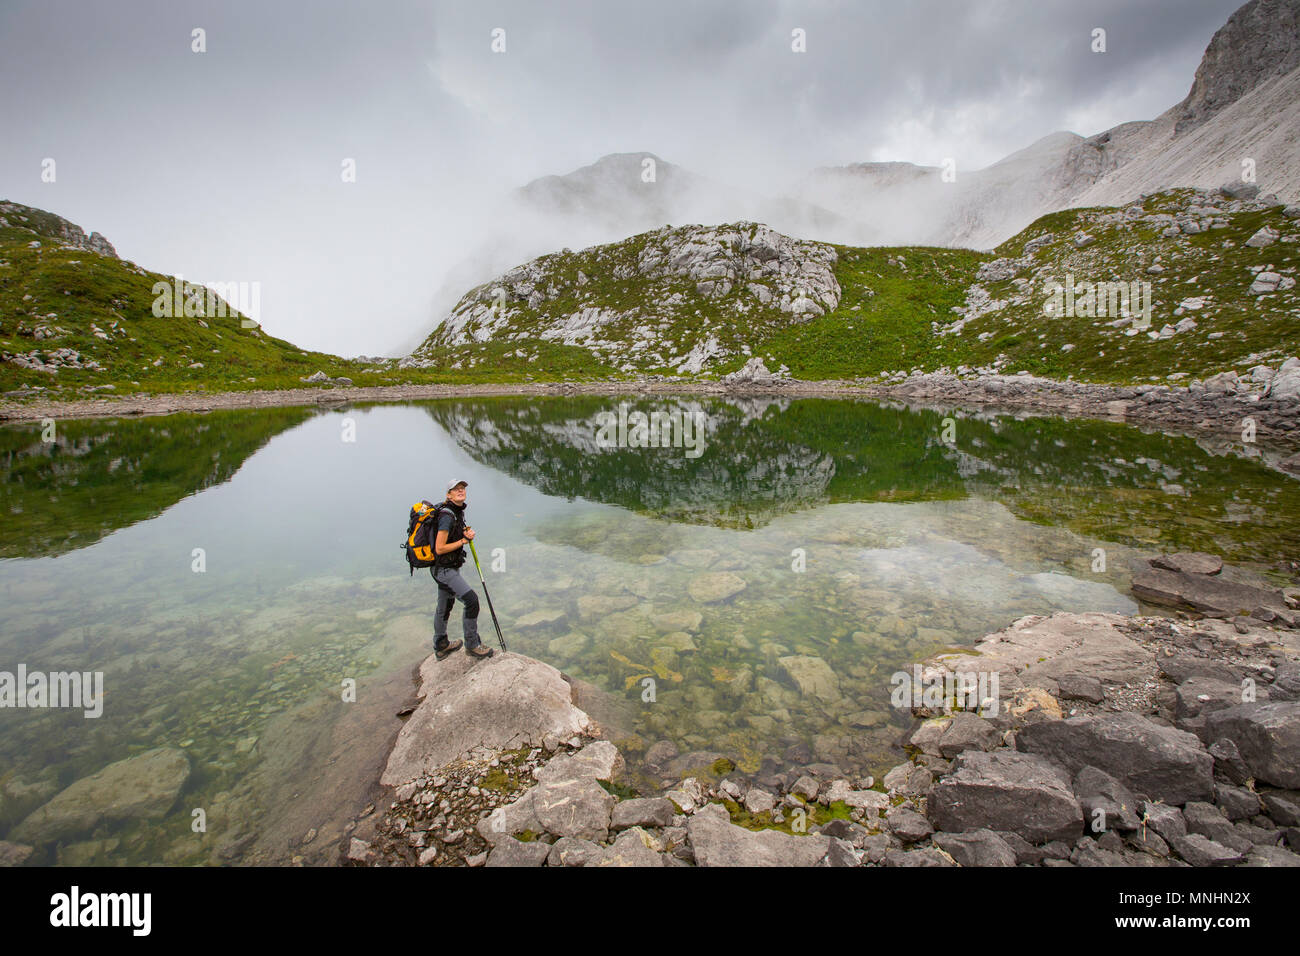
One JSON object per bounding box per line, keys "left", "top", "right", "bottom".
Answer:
{"left": 1, "top": 394, "right": 1297, "bottom": 865}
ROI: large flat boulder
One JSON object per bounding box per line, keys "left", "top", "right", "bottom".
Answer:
{"left": 12, "top": 748, "right": 190, "bottom": 844}
{"left": 1016, "top": 713, "right": 1214, "bottom": 805}
{"left": 381, "top": 652, "right": 591, "bottom": 787}
{"left": 927, "top": 613, "right": 1151, "bottom": 700}
{"left": 927, "top": 750, "right": 1083, "bottom": 844}
{"left": 687, "top": 802, "right": 831, "bottom": 866}
{"left": 1131, "top": 566, "right": 1287, "bottom": 616}
{"left": 1205, "top": 702, "right": 1300, "bottom": 788}
{"left": 1151, "top": 553, "right": 1223, "bottom": 575}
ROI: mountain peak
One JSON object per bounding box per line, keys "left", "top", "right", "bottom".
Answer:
{"left": 1173, "top": 0, "right": 1300, "bottom": 134}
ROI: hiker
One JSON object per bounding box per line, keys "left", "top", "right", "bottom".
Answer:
{"left": 431, "top": 479, "right": 493, "bottom": 660}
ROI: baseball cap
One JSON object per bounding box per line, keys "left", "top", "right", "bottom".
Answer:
{"left": 446, "top": 479, "right": 469, "bottom": 492}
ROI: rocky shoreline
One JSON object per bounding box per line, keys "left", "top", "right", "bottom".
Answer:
{"left": 3, "top": 368, "right": 1300, "bottom": 458}
{"left": 342, "top": 552, "right": 1300, "bottom": 868}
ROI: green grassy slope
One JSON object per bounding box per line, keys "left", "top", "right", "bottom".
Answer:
{"left": 0, "top": 202, "right": 579, "bottom": 398}
{"left": 6, "top": 191, "right": 1297, "bottom": 396}
{"left": 931, "top": 190, "right": 1300, "bottom": 383}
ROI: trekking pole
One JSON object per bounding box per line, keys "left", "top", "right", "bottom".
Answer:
{"left": 467, "top": 539, "right": 508, "bottom": 652}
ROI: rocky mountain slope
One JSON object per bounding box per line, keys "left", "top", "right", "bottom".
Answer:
{"left": 797, "top": 0, "right": 1300, "bottom": 249}
{"left": 411, "top": 185, "right": 1300, "bottom": 387}
{"left": 411, "top": 221, "right": 847, "bottom": 376}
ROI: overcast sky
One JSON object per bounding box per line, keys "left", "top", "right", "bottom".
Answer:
{"left": 0, "top": 0, "right": 1249, "bottom": 355}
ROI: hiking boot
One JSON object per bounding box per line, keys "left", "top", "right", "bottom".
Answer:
{"left": 467, "top": 644, "right": 494, "bottom": 659}
{"left": 435, "top": 639, "right": 463, "bottom": 661}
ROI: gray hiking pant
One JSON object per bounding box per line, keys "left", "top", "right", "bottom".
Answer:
{"left": 432, "top": 565, "right": 481, "bottom": 650}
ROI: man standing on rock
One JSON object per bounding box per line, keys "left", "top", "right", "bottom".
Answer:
{"left": 432, "top": 479, "right": 493, "bottom": 660}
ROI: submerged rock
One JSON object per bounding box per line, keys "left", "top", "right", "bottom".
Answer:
{"left": 12, "top": 747, "right": 190, "bottom": 844}
{"left": 778, "top": 655, "right": 841, "bottom": 702}
{"left": 0, "top": 841, "right": 34, "bottom": 867}
{"left": 687, "top": 572, "right": 747, "bottom": 604}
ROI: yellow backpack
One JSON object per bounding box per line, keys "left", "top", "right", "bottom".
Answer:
{"left": 403, "top": 500, "right": 444, "bottom": 574}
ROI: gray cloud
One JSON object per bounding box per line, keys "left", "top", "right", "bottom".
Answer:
{"left": 0, "top": 0, "right": 1247, "bottom": 354}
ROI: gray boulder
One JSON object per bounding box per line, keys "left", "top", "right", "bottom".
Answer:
{"left": 1214, "top": 782, "right": 1262, "bottom": 820}
{"left": 1057, "top": 673, "right": 1105, "bottom": 704}
{"left": 1177, "top": 676, "right": 1251, "bottom": 723}
{"left": 1271, "top": 663, "right": 1300, "bottom": 701}
{"left": 822, "top": 837, "right": 862, "bottom": 867}
{"left": 1170, "top": 832, "right": 1244, "bottom": 866}
{"left": 1073, "top": 765, "right": 1141, "bottom": 831}
{"left": 817, "top": 819, "right": 870, "bottom": 848}
{"left": 927, "top": 750, "right": 1083, "bottom": 844}
{"left": 1205, "top": 702, "right": 1300, "bottom": 788}
{"left": 479, "top": 775, "right": 616, "bottom": 845}
{"left": 932, "top": 829, "right": 1018, "bottom": 867}
{"left": 1209, "top": 737, "right": 1252, "bottom": 784}
{"left": 486, "top": 837, "right": 551, "bottom": 867}
{"left": 1138, "top": 801, "right": 1186, "bottom": 843}
{"left": 1243, "top": 845, "right": 1300, "bottom": 866}
{"left": 1261, "top": 791, "right": 1300, "bottom": 826}
{"left": 1183, "top": 801, "right": 1251, "bottom": 852}
{"left": 937, "top": 712, "right": 1002, "bottom": 758}
{"left": 1016, "top": 712, "right": 1214, "bottom": 805}
{"left": 611, "top": 797, "right": 677, "bottom": 830}
{"left": 885, "top": 806, "right": 934, "bottom": 843}
{"left": 686, "top": 803, "right": 831, "bottom": 867}
{"left": 591, "top": 827, "right": 666, "bottom": 867}
{"left": 1151, "top": 552, "right": 1223, "bottom": 575}
{"left": 883, "top": 847, "right": 958, "bottom": 867}
{"left": 722, "top": 357, "right": 779, "bottom": 384}
{"left": 533, "top": 777, "right": 616, "bottom": 842}
{"left": 382, "top": 653, "right": 592, "bottom": 787}
{"left": 1219, "top": 182, "right": 1259, "bottom": 200}
{"left": 883, "top": 762, "right": 933, "bottom": 797}
{"left": 533, "top": 741, "right": 624, "bottom": 785}
{"left": 546, "top": 837, "right": 604, "bottom": 867}
{"left": 1131, "top": 565, "right": 1286, "bottom": 616}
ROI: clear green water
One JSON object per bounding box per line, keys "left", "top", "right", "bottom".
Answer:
{"left": 1, "top": 395, "right": 1296, "bottom": 865}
